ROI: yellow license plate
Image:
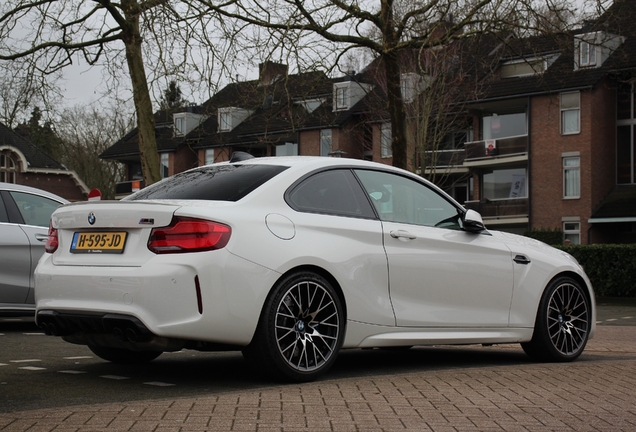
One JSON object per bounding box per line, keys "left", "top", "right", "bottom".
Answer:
{"left": 70, "top": 232, "right": 127, "bottom": 254}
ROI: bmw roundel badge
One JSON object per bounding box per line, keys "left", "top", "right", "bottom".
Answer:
{"left": 88, "top": 212, "right": 96, "bottom": 225}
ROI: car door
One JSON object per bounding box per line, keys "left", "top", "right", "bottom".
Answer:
{"left": 1, "top": 190, "right": 63, "bottom": 305}
{"left": 0, "top": 191, "right": 32, "bottom": 304}
{"left": 354, "top": 169, "right": 514, "bottom": 328}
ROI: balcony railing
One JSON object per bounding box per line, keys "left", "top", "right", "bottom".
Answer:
{"left": 464, "top": 198, "right": 528, "bottom": 219}
{"left": 464, "top": 135, "right": 528, "bottom": 161}
{"left": 422, "top": 149, "right": 465, "bottom": 167}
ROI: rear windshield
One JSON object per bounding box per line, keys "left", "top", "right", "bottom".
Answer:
{"left": 125, "top": 164, "right": 288, "bottom": 201}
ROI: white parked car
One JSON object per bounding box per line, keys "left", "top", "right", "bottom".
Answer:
{"left": 35, "top": 155, "right": 595, "bottom": 381}
{"left": 0, "top": 182, "right": 68, "bottom": 316}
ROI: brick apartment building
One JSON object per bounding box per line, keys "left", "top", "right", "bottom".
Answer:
{"left": 101, "top": 0, "right": 636, "bottom": 244}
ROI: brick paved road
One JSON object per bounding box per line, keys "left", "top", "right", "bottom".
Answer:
{"left": 1, "top": 324, "right": 635, "bottom": 432}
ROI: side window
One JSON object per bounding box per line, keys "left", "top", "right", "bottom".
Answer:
{"left": 8, "top": 191, "right": 62, "bottom": 227}
{"left": 354, "top": 169, "right": 461, "bottom": 229}
{"left": 288, "top": 169, "right": 375, "bottom": 218}
{"left": 0, "top": 193, "right": 8, "bottom": 223}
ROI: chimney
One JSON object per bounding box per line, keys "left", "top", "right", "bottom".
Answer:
{"left": 259, "top": 61, "right": 288, "bottom": 85}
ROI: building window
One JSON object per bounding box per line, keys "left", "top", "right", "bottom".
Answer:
{"left": 482, "top": 167, "right": 527, "bottom": 200}
{"left": 218, "top": 110, "right": 232, "bottom": 131}
{"left": 561, "top": 92, "right": 580, "bottom": 135}
{"left": 617, "top": 82, "right": 635, "bottom": 184}
{"left": 500, "top": 58, "right": 547, "bottom": 78}
{"left": 381, "top": 123, "right": 392, "bottom": 158}
{"left": 334, "top": 85, "right": 349, "bottom": 110}
{"left": 275, "top": 142, "right": 298, "bottom": 156}
{"left": 0, "top": 153, "right": 17, "bottom": 183}
{"left": 401, "top": 73, "right": 425, "bottom": 103}
{"left": 563, "top": 220, "right": 581, "bottom": 245}
{"left": 579, "top": 41, "right": 597, "bottom": 67}
{"left": 160, "top": 153, "right": 169, "bottom": 179}
{"left": 482, "top": 111, "right": 527, "bottom": 140}
{"left": 320, "top": 129, "right": 332, "bottom": 156}
{"left": 205, "top": 148, "right": 215, "bottom": 165}
{"left": 174, "top": 116, "right": 185, "bottom": 136}
{"left": 563, "top": 156, "right": 580, "bottom": 198}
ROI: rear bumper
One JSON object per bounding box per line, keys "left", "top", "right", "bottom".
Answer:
{"left": 34, "top": 249, "right": 278, "bottom": 346}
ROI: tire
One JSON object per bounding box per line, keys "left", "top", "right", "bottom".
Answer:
{"left": 88, "top": 345, "right": 162, "bottom": 364}
{"left": 243, "top": 271, "right": 345, "bottom": 382}
{"left": 521, "top": 276, "right": 591, "bottom": 362}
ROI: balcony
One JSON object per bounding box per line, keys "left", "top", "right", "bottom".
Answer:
{"left": 464, "top": 135, "right": 528, "bottom": 162}
{"left": 422, "top": 149, "right": 465, "bottom": 167}
{"left": 115, "top": 180, "right": 145, "bottom": 199}
{"left": 464, "top": 198, "right": 528, "bottom": 220}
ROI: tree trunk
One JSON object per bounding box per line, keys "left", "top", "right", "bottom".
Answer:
{"left": 383, "top": 50, "right": 408, "bottom": 170}
{"left": 122, "top": 0, "right": 160, "bottom": 186}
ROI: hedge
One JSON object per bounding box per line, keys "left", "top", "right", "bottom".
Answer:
{"left": 524, "top": 228, "right": 563, "bottom": 245}
{"left": 553, "top": 244, "right": 636, "bottom": 298}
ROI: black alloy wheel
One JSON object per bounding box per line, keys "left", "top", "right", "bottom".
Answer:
{"left": 243, "top": 271, "right": 345, "bottom": 382}
{"left": 521, "top": 276, "right": 591, "bottom": 362}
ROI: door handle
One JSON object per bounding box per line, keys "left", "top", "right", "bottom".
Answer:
{"left": 390, "top": 230, "right": 417, "bottom": 240}
{"left": 35, "top": 233, "right": 49, "bottom": 242}
{"left": 513, "top": 255, "right": 531, "bottom": 265}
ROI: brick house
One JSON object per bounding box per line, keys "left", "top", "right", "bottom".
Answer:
{"left": 101, "top": 61, "right": 384, "bottom": 198}
{"left": 0, "top": 121, "right": 88, "bottom": 201}
{"left": 101, "top": 0, "right": 636, "bottom": 244}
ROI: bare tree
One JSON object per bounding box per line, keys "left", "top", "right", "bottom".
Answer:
{"left": 55, "top": 102, "right": 133, "bottom": 200}
{"left": 0, "top": 59, "right": 62, "bottom": 128}
{"left": 0, "top": 0, "right": 235, "bottom": 185}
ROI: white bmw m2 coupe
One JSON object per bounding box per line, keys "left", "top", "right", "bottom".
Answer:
{"left": 35, "top": 155, "right": 595, "bottom": 382}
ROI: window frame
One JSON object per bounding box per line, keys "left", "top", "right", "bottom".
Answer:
{"left": 218, "top": 109, "right": 232, "bottom": 132}
{"left": 481, "top": 167, "right": 528, "bottom": 200}
{"left": 381, "top": 123, "right": 392, "bottom": 158}
{"left": 579, "top": 41, "right": 597, "bottom": 67}
{"left": 333, "top": 83, "right": 350, "bottom": 111}
{"left": 320, "top": 129, "right": 332, "bottom": 156}
{"left": 563, "top": 219, "right": 581, "bottom": 245}
{"left": 353, "top": 168, "right": 463, "bottom": 229}
{"left": 174, "top": 115, "right": 185, "bottom": 136}
{"left": 204, "top": 148, "right": 215, "bottom": 165}
{"left": 8, "top": 190, "right": 64, "bottom": 228}
{"left": 563, "top": 154, "right": 581, "bottom": 199}
{"left": 560, "top": 92, "right": 581, "bottom": 135}
{"left": 0, "top": 152, "right": 18, "bottom": 184}
{"left": 286, "top": 168, "right": 376, "bottom": 219}
{"left": 160, "top": 153, "right": 170, "bottom": 179}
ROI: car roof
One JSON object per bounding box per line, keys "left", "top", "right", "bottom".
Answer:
{"left": 209, "top": 155, "right": 412, "bottom": 175}
{"left": 0, "top": 182, "right": 69, "bottom": 203}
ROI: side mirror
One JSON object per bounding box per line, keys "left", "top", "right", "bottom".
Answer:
{"left": 462, "top": 209, "right": 486, "bottom": 233}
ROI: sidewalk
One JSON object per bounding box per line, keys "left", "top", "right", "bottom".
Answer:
{"left": 1, "top": 323, "right": 635, "bottom": 432}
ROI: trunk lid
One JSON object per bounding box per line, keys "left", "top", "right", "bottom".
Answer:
{"left": 50, "top": 201, "right": 181, "bottom": 267}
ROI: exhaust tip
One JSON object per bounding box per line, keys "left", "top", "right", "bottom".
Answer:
{"left": 125, "top": 328, "right": 138, "bottom": 343}
{"left": 113, "top": 327, "right": 125, "bottom": 342}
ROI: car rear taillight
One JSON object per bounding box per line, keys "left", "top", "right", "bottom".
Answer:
{"left": 45, "top": 221, "right": 58, "bottom": 253}
{"left": 148, "top": 217, "right": 231, "bottom": 254}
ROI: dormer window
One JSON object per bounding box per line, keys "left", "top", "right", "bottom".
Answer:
{"left": 296, "top": 98, "right": 325, "bottom": 114}
{"left": 218, "top": 109, "right": 232, "bottom": 131}
{"left": 574, "top": 32, "right": 624, "bottom": 71}
{"left": 174, "top": 116, "right": 185, "bottom": 136}
{"left": 579, "top": 41, "right": 597, "bottom": 67}
{"left": 500, "top": 55, "right": 558, "bottom": 78}
{"left": 332, "top": 81, "right": 374, "bottom": 112}
{"left": 217, "top": 107, "right": 252, "bottom": 132}
{"left": 335, "top": 86, "right": 349, "bottom": 110}
{"left": 401, "top": 73, "right": 427, "bottom": 103}
{"left": 173, "top": 109, "right": 207, "bottom": 137}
